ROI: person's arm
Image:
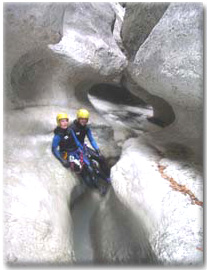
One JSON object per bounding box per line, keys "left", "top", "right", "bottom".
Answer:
{"left": 70, "top": 129, "right": 84, "bottom": 150}
{"left": 52, "top": 135, "right": 62, "bottom": 161}
{"left": 87, "top": 128, "right": 99, "bottom": 151}
{"left": 52, "top": 134, "right": 70, "bottom": 168}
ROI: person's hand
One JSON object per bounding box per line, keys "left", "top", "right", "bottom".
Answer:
{"left": 61, "top": 159, "right": 70, "bottom": 168}
{"left": 96, "top": 149, "right": 101, "bottom": 156}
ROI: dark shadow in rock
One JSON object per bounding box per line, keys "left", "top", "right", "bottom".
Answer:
{"left": 89, "top": 83, "right": 147, "bottom": 107}
{"left": 121, "top": 73, "right": 176, "bottom": 127}
{"left": 69, "top": 184, "right": 86, "bottom": 211}
{"left": 10, "top": 48, "right": 56, "bottom": 108}
{"left": 164, "top": 143, "right": 195, "bottom": 162}
{"left": 116, "top": 110, "right": 142, "bottom": 120}
{"left": 91, "top": 187, "right": 162, "bottom": 265}
{"left": 147, "top": 116, "right": 166, "bottom": 127}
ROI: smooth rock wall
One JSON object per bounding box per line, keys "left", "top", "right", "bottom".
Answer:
{"left": 91, "top": 4, "right": 203, "bottom": 263}
{"left": 127, "top": 3, "right": 203, "bottom": 161}
{"left": 121, "top": 2, "right": 169, "bottom": 60}
{"left": 93, "top": 137, "right": 203, "bottom": 265}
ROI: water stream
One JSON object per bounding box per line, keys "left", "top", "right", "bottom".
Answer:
{"left": 70, "top": 189, "right": 102, "bottom": 264}
{"left": 69, "top": 85, "right": 158, "bottom": 264}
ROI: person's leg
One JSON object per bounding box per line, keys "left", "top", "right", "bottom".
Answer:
{"left": 68, "top": 151, "right": 95, "bottom": 188}
{"left": 80, "top": 169, "right": 94, "bottom": 188}
{"left": 86, "top": 147, "right": 111, "bottom": 181}
{"left": 80, "top": 165, "right": 99, "bottom": 189}
{"left": 73, "top": 151, "right": 98, "bottom": 188}
{"left": 87, "top": 164, "right": 99, "bottom": 188}
{"left": 68, "top": 151, "right": 82, "bottom": 173}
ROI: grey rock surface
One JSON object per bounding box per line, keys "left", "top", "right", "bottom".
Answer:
{"left": 111, "top": 2, "right": 125, "bottom": 51}
{"left": 127, "top": 3, "right": 203, "bottom": 161}
{"left": 4, "top": 109, "right": 77, "bottom": 264}
{"left": 4, "top": 3, "right": 65, "bottom": 109}
{"left": 92, "top": 188, "right": 159, "bottom": 265}
{"left": 93, "top": 137, "right": 203, "bottom": 265}
{"left": 121, "top": 72, "right": 175, "bottom": 126}
{"left": 49, "top": 2, "right": 127, "bottom": 80}
{"left": 5, "top": 2, "right": 127, "bottom": 110}
{"left": 121, "top": 2, "right": 169, "bottom": 60}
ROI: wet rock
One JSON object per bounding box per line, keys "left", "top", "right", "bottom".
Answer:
{"left": 92, "top": 188, "right": 159, "bottom": 265}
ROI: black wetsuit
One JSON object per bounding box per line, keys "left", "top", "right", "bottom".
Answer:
{"left": 70, "top": 120, "right": 111, "bottom": 179}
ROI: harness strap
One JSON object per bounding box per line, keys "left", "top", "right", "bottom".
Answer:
{"left": 80, "top": 151, "right": 84, "bottom": 165}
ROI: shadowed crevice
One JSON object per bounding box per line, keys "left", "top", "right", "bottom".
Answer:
{"left": 89, "top": 83, "right": 147, "bottom": 107}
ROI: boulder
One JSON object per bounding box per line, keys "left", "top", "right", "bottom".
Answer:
{"left": 4, "top": 3, "right": 65, "bottom": 109}
{"left": 127, "top": 3, "right": 203, "bottom": 161}
{"left": 49, "top": 2, "right": 127, "bottom": 81}
{"left": 121, "top": 3, "right": 169, "bottom": 60}
{"left": 93, "top": 137, "right": 203, "bottom": 265}
{"left": 5, "top": 2, "right": 127, "bottom": 110}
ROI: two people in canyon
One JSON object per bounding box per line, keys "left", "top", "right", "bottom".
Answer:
{"left": 52, "top": 109, "right": 111, "bottom": 191}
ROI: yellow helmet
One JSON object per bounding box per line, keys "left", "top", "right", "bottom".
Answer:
{"left": 56, "top": 112, "right": 69, "bottom": 126}
{"left": 77, "top": 109, "right": 90, "bottom": 119}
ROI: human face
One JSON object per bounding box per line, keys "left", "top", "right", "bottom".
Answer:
{"left": 78, "top": 118, "right": 88, "bottom": 126}
{"left": 60, "top": 118, "right": 69, "bottom": 129}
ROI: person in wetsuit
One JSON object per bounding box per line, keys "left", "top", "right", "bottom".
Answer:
{"left": 51, "top": 112, "right": 110, "bottom": 195}
{"left": 70, "top": 108, "right": 111, "bottom": 183}
{"left": 52, "top": 112, "right": 82, "bottom": 171}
